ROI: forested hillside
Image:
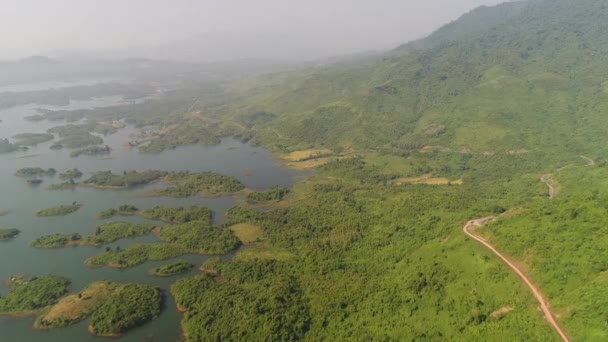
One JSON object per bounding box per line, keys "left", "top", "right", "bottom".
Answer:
{"left": 193, "top": 0, "right": 608, "bottom": 160}
{"left": 52, "top": 0, "right": 608, "bottom": 340}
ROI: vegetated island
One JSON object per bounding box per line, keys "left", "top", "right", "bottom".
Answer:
{"left": 35, "top": 202, "right": 82, "bottom": 217}
{"left": 47, "top": 180, "right": 77, "bottom": 190}
{"left": 140, "top": 205, "right": 211, "bottom": 223}
{"left": 0, "top": 228, "right": 20, "bottom": 240}
{"left": 157, "top": 171, "right": 245, "bottom": 197}
{"left": 97, "top": 205, "right": 139, "bottom": 219}
{"left": 70, "top": 145, "right": 111, "bottom": 158}
{"left": 15, "top": 167, "right": 57, "bottom": 178}
{"left": 34, "top": 281, "right": 161, "bottom": 337}
{"left": 0, "top": 138, "right": 22, "bottom": 153}
{"left": 85, "top": 219, "right": 240, "bottom": 268}
{"left": 246, "top": 186, "right": 290, "bottom": 204}
{"left": 83, "top": 170, "right": 168, "bottom": 189}
{"left": 149, "top": 261, "right": 194, "bottom": 277}
{"left": 0, "top": 275, "right": 70, "bottom": 316}
{"left": 59, "top": 168, "right": 83, "bottom": 180}
{"left": 12, "top": 133, "right": 54, "bottom": 146}
{"left": 31, "top": 222, "right": 155, "bottom": 248}
{"left": 47, "top": 124, "right": 104, "bottom": 149}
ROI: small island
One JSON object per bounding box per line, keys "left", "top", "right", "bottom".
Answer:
{"left": 31, "top": 222, "right": 155, "bottom": 248}
{"left": 47, "top": 180, "right": 77, "bottom": 190}
{"left": 30, "top": 233, "right": 83, "bottom": 248}
{"left": 0, "top": 138, "right": 20, "bottom": 154}
{"left": 59, "top": 168, "right": 83, "bottom": 180}
{"left": 27, "top": 179, "right": 44, "bottom": 185}
{"left": 0, "top": 275, "right": 70, "bottom": 315}
{"left": 35, "top": 202, "right": 82, "bottom": 217}
{"left": 15, "top": 167, "right": 57, "bottom": 178}
{"left": 158, "top": 171, "right": 245, "bottom": 197}
{"left": 149, "top": 261, "right": 194, "bottom": 277}
{"left": 0, "top": 228, "right": 20, "bottom": 241}
{"left": 140, "top": 205, "right": 211, "bottom": 223}
{"left": 70, "top": 145, "right": 111, "bottom": 158}
{"left": 88, "top": 284, "right": 161, "bottom": 337}
{"left": 83, "top": 170, "right": 167, "bottom": 189}
{"left": 12, "top": 133, "right": 54, "bottom": 146}
{"left": 34, "top": 281, "right": 161, "bottom": 337}
{"left": 97, "top": 205, "right": 138, "bottom": 219}
{"left": 85, "top": 220, "right": 240, "bottom": 268}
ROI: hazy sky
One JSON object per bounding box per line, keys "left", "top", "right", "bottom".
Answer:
{"left": 0, "top": 0, "right": 508, "bottom": 60}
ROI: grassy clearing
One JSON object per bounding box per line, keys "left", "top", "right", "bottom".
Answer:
{"left": 229, "top": 223, "right": 264, "bottom": 243}
{"left": 285, "top": 149, "right": 334, "bottom": 162}
{"left": 392, "top": 174, "right": 463, "bottom": 186}
{"left": 35, "top": 281, "right": 122, "bottom": 329}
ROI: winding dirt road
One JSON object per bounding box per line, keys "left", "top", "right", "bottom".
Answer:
{"left": 463, "top": 218, "right": 570, "bottom": 342}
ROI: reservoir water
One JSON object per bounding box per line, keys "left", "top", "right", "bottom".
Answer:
{"left": 0, "top": 97, "right": 309, "bottom": 341}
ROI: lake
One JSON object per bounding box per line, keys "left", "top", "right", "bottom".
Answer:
{"left": 0, "top": 97, "right": 309, "bottom": 341}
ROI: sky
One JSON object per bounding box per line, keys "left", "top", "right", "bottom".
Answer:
{"left": 0, "top": 0, "right": 509, "bottom": 61}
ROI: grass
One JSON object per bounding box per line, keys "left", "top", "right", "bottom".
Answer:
{"left": 229, "top": 223, "right": 264, "bottom": 243}
{"left": 35, "top": 281, "right": 122, "bottom": 329}
{"left": 35, "top": 203, "right": 82, "bottom": 217}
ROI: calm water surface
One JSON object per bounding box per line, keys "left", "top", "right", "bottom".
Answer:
{"left": 0, "top": 98, "right": 309, "bottom": 341}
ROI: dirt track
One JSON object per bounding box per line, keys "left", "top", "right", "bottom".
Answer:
{"left": 463, "top": 218, "right": 570, "bottom": 342}
{"left": 540, "top": 175, "right": 556, "bottom": 199}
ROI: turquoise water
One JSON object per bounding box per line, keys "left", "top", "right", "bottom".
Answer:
{"left": 0, "top": 100, "right": 309, "bottom": 341}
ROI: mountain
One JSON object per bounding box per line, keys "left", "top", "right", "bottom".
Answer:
{"left": 206, "top": 0, "right": 608, "bottom": 158}
{"left": 162, "top": 1, "right": 608, "bottom": 340}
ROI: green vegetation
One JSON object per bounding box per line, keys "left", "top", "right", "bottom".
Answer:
{"left": 0, "top": 139, "right": 20, "bottom": 153}
{"left": 31, "top": 233, "right": 82, "bottom": 248}
{"left": 59, "top": 168, "right": 83, "bottom": 180}
{"left": 35, "top": 281, "right": 123, "bottom": 330}
{"left": 149, "top": 261, "right": 194, "bottom": 277}
{"left": 140, "top": 205, "right": 211, "bottom": 223}
{"left": 47, "top": 181, "right": 77, "bottom": 190}
{"left": 86, "top": 220, "right": 239, "bottom": 268}
{"left": 12, "top": 133, "right": 54, "bottom": 146}
{"left": 88, "top": 284, "right": 161, "bottom": 337}
{"left": 0, "top": 275, "right": 70, "bottom": 314}
{"left": 35, "top": 203, "right": 81, "bottom": 217}
{"left": 85, "top": 244, "right": 187, "bottom": 268}
{"left": 84, "top": 170, "right": 167, "bottom": 188}
{"left": 69, "top": 145, "right": 111, "bottom": 157}
{"left": 6, "top": 0, "right": 608, "bottom": 339}
{"left": 97, "top": 205, "right": 138, "bottom": 219}
{"left": 96, "top": 208, "right": 117, "bottom": 219}
{"left": 15, "top": 167, "right": 56, "bottom": 178}
{"left": 32, "top": 222, "right": 154, "bottom": 248}
{"left": 171, "top": 269, "right": 310, "bottom": 341}
{"left": 0, "top": 228, "right": 20, "bottom": 240}
{"left": 158, "top": 221, "right": 240, "bottom": 254}
{"left": 27, "top": 179, "right": 43, "bottom": 185}
{"left": 246, "top": 186, "right": 290, "bottom": 204}
{"left": 87, "top": 222, "right": 153, "bottom": 245}
{"left": 48, "top": 124, "right": 105, "bottom": 148}
{"left": 158, "top": 171, "right": 245, "bottom": 197}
